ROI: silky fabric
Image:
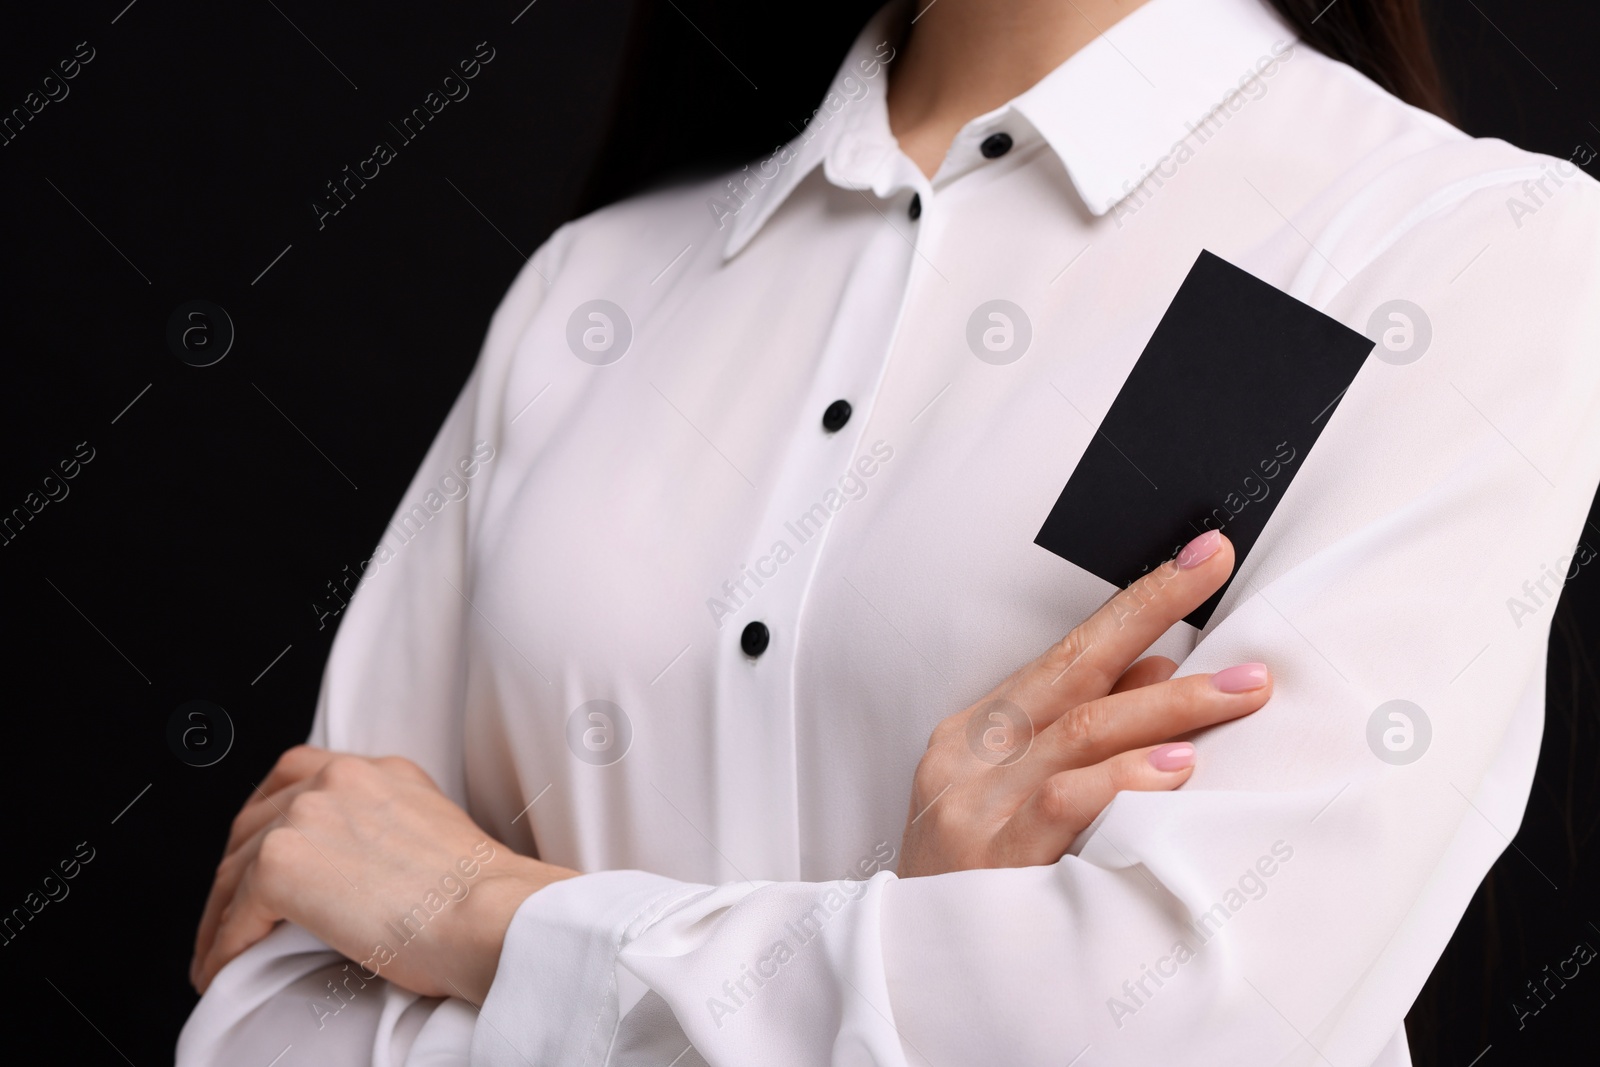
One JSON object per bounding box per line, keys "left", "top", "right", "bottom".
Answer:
{"left": 177, "top": 0, "right": 1600, "bottom": 1064}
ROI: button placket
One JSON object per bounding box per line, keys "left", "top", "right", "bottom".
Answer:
{"left": 707, "top": 208, "right": 927, "bottom": 877}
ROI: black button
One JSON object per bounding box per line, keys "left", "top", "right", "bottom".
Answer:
{"left": 908, "top": 193, "right": 922, "bottom": 220}
{"left": 741, "top": 621, "right": 770, "bottom": 658}
{"left": 980, "top": 132, "right": 1013, "bottom": 159}
{"left": 821, "top": 399, "right": 852, "bottom": 433}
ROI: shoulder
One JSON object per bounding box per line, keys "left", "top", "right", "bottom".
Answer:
{"left": 541, "top": 174, "right": 735, "bottom": 286}
{"left": 1251, "top": 42, "right": 1600, "bottom": 305}
{"left": 482, "top": 171, "right": 733, "bottom": 351}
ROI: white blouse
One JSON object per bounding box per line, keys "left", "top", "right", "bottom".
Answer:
{"left": 177, "top": 0, "right": 1600, "bottom": 1064}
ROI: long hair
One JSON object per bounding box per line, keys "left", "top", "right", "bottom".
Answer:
{"left": 1264, "top": 0, "right": 1453, "bottom": 118}
{"left": 574, "top": 0, "right": 1453, "bottom": 216}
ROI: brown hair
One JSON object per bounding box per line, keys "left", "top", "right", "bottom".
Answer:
{"left": 1263, "top": 0, "right": 1453, "bottom": 119}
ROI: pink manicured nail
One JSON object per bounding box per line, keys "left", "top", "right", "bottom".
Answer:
{"left": 1211, "top": 662, "right": 1269, "bottom": 692}
{"left": 1176, "top": 530, "right": 1222, "bottom": 569}
{"left": 1148, "top": 742, "right": 1195, "bottom": 772}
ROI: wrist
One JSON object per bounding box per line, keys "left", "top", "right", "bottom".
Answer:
{"left": 455, "top": 852, "right": 580, "bottom": 1003}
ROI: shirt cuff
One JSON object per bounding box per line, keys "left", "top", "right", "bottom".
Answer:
{"left": 471, "top": 869, "right": 711, "bottom": 1067}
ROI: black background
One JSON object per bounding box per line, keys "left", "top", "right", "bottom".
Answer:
{"left": 0, "top": 2, "right": 1595, "bottom": 1063}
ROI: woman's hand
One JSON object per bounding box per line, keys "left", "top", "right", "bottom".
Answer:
{"left": 190, "top": 746, "right": 576, "bottom": 1003}
{"left": 898, "top": 530, "right": 1271, "bottom": 877}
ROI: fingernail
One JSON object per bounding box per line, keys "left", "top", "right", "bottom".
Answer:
{"left": 1211, "top": 662, "right": 1269, "bottom": 692}
{"left": 1176, "top": 530, "right": 1222, "bottom": 569}
{"left": 1148, "top": 742, "right": 1195, "bottom": 772}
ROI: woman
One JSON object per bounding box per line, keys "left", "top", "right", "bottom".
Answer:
{"left": 178, "top": 0, "right": 1600, "bottom": 1064}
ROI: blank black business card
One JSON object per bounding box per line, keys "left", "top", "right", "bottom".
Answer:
{"left": 1035, "top": 250, "right": 1374, "bottom": 627}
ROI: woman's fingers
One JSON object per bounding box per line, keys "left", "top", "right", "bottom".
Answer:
{"left": 1002, "top": 531, "right": 1236, "bottom": 726}
{"left": 991, "top": 744, "right": 1199, "bottom": 868}
{"left": 193, "top": 865, "right": 284, "bottom": 993}
{"left": 190, "top": 811, "right": 286, "bottom": 989}
{"left": 1010, "top": 664, "right": 1271, "bottom": 786}
{"left": 1110, "top": 655, "right": 1178, "bottom": 694}
{"left": 222, "top": 777, "right": 316, "bottom": 862}
{"left": 193, "top": 768, "right": 327, "bottom": 987}
{"left": 193, "top": 751, "right": 426, "bottom": 990}
{"left": 195, "top": 776, "right": 322, "bottom": 984}
{"left": 218, "top": 747, "right": 337, "bottom": 860}
{"left": 990, "top": 663, "right": 1272, "bottom": 865}
{"left": 897, "top": 533, "right": 1273, "bottom": 879}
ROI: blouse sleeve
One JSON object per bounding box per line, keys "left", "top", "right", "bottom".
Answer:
{"left": 468, "top": 170, "right": 1600, "bottom": 1067}
{"left": 175, "top": 230, "right": 566, "bottom": 1067}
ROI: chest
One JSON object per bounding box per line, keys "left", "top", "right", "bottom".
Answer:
{"left": 461, "top": 180, "right": 1266, "bottom": 879}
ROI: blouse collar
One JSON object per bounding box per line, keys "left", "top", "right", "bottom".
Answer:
{"left": 721, "top": 0, "right": 1299, "bottom": 258}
